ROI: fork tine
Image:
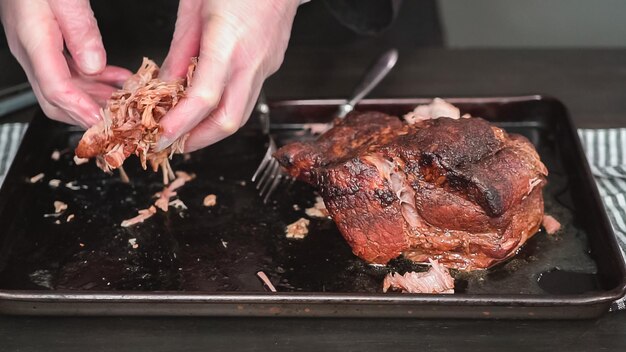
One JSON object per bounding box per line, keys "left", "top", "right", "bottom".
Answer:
{"left": 259, "top": 160, "right": 279, "bottom": 194}
{"left": 263, "top": 171, "right": 283, "bottom": 204}
{"left": 251, "top": 142, "right": 274, "bottom": 182}
{"left": 256, "top": 158, "right": 275, "bottom": 190}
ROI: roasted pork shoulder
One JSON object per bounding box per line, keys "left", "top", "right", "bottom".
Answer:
{"left": 274, "top": 100, "right": 547, "bottom": 270}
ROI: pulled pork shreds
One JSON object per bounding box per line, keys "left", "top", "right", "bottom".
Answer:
{"left": 383, "top": 259, "right": 455, "bottom": 294}
{"left": 121, "top": 171, "right": 194, "bottom": 227}
{"left": 542, "top": 214, "right": 562, "bottom": 235}
{"left": 203, "top": 194, "right": 217, "bottom": 207}
{"left": 75, "top": 57, "right": 197, "bottom": 184}
{"left": 305, "top": 196, "right": 329, "bottom": 218}
{"left": 121, "top": 206, "right": 157, "bottom": 227}
{"left": 285, "top": 218, "right": 310, "bottom": 239}
{"left": 154, "top": 171, "right": 195, "bottom": 211}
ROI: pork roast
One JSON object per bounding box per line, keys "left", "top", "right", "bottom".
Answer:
{"left": 274, "top": 101, "right": 547, "bottom": 270}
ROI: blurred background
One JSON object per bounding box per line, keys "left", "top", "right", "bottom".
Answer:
{"left": 1, "top": 0, "right": 626, "bottom": 124}
{"left": 3, "top": 0, "right": 626, "bottom": 86}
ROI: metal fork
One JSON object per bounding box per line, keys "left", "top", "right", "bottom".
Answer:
{"left": 251, "top": 91, "right": 288, "bottom": 203}
{"left": 252, "top": 48, "right": 399, "bottom": 203}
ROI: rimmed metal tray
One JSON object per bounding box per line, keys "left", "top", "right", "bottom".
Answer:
{"left": 0, "top": 96, "right": 624, "bottom": 319}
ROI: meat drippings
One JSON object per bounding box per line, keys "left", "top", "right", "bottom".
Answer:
{"left": 363, "top": 154, "right": 420, "bottom": 228}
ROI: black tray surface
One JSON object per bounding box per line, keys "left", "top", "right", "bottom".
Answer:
{"left": 0, "top": 96, "right": 623, "bottom": 319}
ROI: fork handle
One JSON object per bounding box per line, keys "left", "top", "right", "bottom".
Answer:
{"left": 337, "top": 48, "right": 399, "bottom": 118}
{"left": 256, "top": 90, "right": 270, "bottom": 135}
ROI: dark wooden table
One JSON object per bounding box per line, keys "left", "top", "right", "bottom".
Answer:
{"left": 1, "top": 48, "right": 625, "bottom": 351}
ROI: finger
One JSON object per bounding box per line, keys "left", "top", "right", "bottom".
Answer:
{"left": 49, "top": 0, "right": 106, "bottom": 75}
{"left": 19, "top": 3, "right": 102, "bottom": 127}
{"left": 183, "top": 70, "right": 262, "bottom": 152}
{"left": 160, "top": 0, "right": 202, "bottom": 81}
{"left": 67, "top": 57, "right": 132, "bottom": 87}
{"left": 89, "top": 65, "right": 133, "bottom": 87}
{"left": 72, "top": 79, "right": 117, "bottom": 106}
{"left": 27, "top": 69, "right": 79, "bottom": 126}
{"left": 157, "top": 16, "right": 239, "bottom": 150}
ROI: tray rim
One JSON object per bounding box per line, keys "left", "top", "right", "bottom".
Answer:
{"left": 1, "top": 95, "right": 625, "bottom": 318}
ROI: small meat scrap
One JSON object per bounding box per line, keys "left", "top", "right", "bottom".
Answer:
{"left": 256, "top": 271, "right": 277, "bottom": 292}
{"left": 54, "top": 201, "right": 68, "bottom": 213}
{"left": 128, "top": 238, "right": 139, "bottom": 249}
{"left": 65, "top": 181, "right": 82, "bottom": 190}
{"left": 51, "top": 150, "right": 61, "bottom": 161}
{"left": 66, "top": 214, "right": 75, "bottom": 222}
{"left": 305, "top": 196, "right": 329, "bottom": 218}
{"left": 74, "top": 57, "right": 197, "bottom": 182}
{"left": 73, "top": 155, "right": 89, "bottom": 165}
{"left": 169, "top": 199, "right": 188, "bottom": 210}
{"left": 48, "top": 179, "right": 61, "bottom": 188}
{"left": 383, "top": 259, "right": 455, "bottom": 294}
{"left": 285, "top": 218, "right": 310, "bottom": 239}
{"left": 542, "top": 214, "right": 562, "bottom": 235}
{"left": 121, "top": 206, "right": 157, "bottom": 227}
{"left": 203, "top": 194, "right": 217, "bottom": 207}
{"left": 29, "top": 173, "right": 44, "bottom": 183}
{"left": 403, "top": 98, "right": 465, "bottom": 124}
{"left": 154, "top": 171, "right": 195, "bottom": 211}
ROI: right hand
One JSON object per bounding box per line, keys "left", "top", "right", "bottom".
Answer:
{"left": 0, "top": 0, "right": 132, "bottom": 128}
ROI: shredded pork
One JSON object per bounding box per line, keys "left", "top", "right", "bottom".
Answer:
{"left": 285, "top": 218, "right": 310, "bottom": 239}
{"left": 383, "top": 259, "right": 455, "bottom": 294}
{"left": 121, "top": 206, "right": 157, "bottom": 227}
{"left": 305, "top": 196, "right": 329, "bottom": 218}
{"left": 53, "top": 201, "right": 68, "bottom": 213}
{"left": 203, "top": 194, "right": 217, "bottom": 207}
{"left": 542, "top": 214, "right": 561, "bottom": 234}
{"left": 154, "top": 171, "right": 195, "bottom": 211}
{"left": 256, "top": 271, "right": 277, "bottom": 292}
{"left": 404, "top": 98, "right": 466, "bottom": 124}
{"left": 75, "top": 57, "right": 197, "bottom": 184}
{"left": 29, "top": 173, "right": 44, "bottom": 183}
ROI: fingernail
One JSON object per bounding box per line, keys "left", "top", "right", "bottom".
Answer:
{"left": 82, "top": 51, "right": 104, "bottom": 75}
{"left": 156, "top": 137, "right": 173, "bottom": 152}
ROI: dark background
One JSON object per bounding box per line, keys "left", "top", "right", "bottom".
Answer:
{"left": 0, "top": 0, "right": 443, "bottom": 90}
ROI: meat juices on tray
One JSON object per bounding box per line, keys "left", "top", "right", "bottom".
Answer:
{"left": 274, "top": 100, "right": 548, "bottom": 271}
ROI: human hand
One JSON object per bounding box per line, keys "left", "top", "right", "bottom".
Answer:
{"left": 157, "top": 0, "right": 300, "bottom": 152}
{"left": 0, "top": 0, "right": 132, "bottom": 128}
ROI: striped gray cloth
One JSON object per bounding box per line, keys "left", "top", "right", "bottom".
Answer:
{"left": 0, "top": 123, "right": 27, "bottom": 185}
{"left": 578, "top": 129, "right": 626, "bottom": 250}
{"left": 578, "top": 129, "right": 626, "bottom": 311}
{"left": 0, "top": 123, "right": 624, "bottom": 310}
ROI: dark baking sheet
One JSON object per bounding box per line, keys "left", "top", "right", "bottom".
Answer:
{"left": 0, "top": 96, "right": 624, "bottom": 319}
